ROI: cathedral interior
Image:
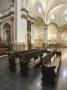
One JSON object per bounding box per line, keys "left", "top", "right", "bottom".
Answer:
{"left": 0, "top": 0, "right": 67, "bottom": 90}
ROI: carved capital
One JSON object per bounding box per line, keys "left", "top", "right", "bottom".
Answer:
{"left": 10, "top": 7, "right": 14, "bottom": 13}
{"left": 21, "top": 8, "right": 28, "bottom": 13}
{"left": 27, "top": 15, "right": 35, "bottom": 23}
{"left": 10, "top": 13, "right": 14, "bottom": 21}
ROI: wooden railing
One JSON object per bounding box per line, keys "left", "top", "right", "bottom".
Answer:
{"left": 11, "top": 43, "right": 47, "bottom": 51}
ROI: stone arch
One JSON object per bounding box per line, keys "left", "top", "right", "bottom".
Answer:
{"left": 47, "top": 22, "right": 59, "bottom": 48}
{"left": 48, "top": 22, "right": 58, "bottom": 27}
{"left": 35, "top": 17, "right": 45, "bottom": 26}
{"left": 3, "top": 23, "right": 11, "bottom": 43}
{"left": 47, "top": 3, "right": 67, "bottom": 17}
{"left": 31, "top": 17, "right": 45, "bottom": 48}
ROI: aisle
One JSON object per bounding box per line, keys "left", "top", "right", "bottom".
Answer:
{"left": 55, "top": 48, "right": 67, "bottom": 90}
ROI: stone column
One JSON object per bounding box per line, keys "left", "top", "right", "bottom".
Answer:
{"left": 10, "top": 12, "right": 14, "bottom": 43}
{"left": 27, "top": 17, "right": 35, "bottom": 49}
{"left": 43, "top": 25, "right": 48, "bottom": 48}
{"left": 27, "top": 20, "right": 31, "bottom": 50}
{"left": 31, "top": 23, "right": 35, "bottom": 49}
{"left": 21, "top": 8, "right": 28, "bottom": 50}
{"left": 57, "top": 29, "right": 61, "bottom": 48}
{"left": 9, "top": 0, "right": 15, "bottom": 51}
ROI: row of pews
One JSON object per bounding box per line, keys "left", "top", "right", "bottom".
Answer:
{"left": 8, "top": 48, "right": 61, "bottom": 86}
{"left": 0, "top": 43, "right": 12, "bottom": 55}
{"left": 41, "top": 50, "right": 61, "bottom": 86}
{"left": 8, "top": 48, "right": 48, "bottom": 75}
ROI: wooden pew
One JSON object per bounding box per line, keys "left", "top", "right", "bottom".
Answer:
{"left": 8, "top": 52, "right": 16, "bottom": 71}
{"left": 19, "top": 49, "right": 48, "bottom": 76}
{"left": 41, "top": 50, "right": 56, "bottom": 64}
{"left": 8, "top": 48, "right": 48, "bottom": 77}
{"left": 8, "top": 49, "right": 38, "bottom": 71}
{"left": 41, "top": 50, "right": 61, "bottom": 85}
{"left": 0, "top": 43, "right": 13, "bottom": 55}
{"left": 0, "top": 48, "right": 9, "bottom": 53}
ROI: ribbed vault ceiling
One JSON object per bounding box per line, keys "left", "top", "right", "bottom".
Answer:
{"left": 26, "top": 0, "right": 67, "bottom": 27}
{"left": 0, "top": 0, "right": 67, "bottom": 27}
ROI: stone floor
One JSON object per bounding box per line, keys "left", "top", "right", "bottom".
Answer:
{"left": 0, "top": 48, "right": 67, "bottom": 90}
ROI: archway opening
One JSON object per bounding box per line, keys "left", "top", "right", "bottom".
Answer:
{"left": 31, "top": 17, "right": 45, "bottom": 48}
{"left": 3, "top": 23, "right": 11, "bottom": 44}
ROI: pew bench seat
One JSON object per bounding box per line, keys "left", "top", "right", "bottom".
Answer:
{"left": 8, "top": 48, "right": 48, "bottom": 76}
{"left": 42, "top": 56, "right": 61, "bottom": 75}
{"left": 28, "top": 57, "right": 41, "bottom": 69}
{"left": 28, "top": 52, "right": 48, "bottom": 69}
{"left": 41, "top": 56, "right": 61, "bottom": 85}
{"left": 51, "top": 57, "right": 61, "bottom": 74}
{"left": 28, "top": 58, "right": 34, "bottom": 69}
{"left": 0, "top": 48, "right": 9, "bottom": 52}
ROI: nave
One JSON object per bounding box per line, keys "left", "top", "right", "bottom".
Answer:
{"left": 0, "top": 48, "right": 67, "bottom": 90}
{"left": 0, "top": 0, "right": 67, "bottom": 90}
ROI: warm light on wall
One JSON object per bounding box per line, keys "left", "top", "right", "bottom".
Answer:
{"left": 47, "top": 23, "right": 58, "bottom": 45}
{"left": 48, "top": 34, "right": 52, "bottom": 40}
{"left": 48, "top": 33, "right": 56, "bottom": 40}
{"left": 61, "top": 33, "right": 67, "bottom": 41}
